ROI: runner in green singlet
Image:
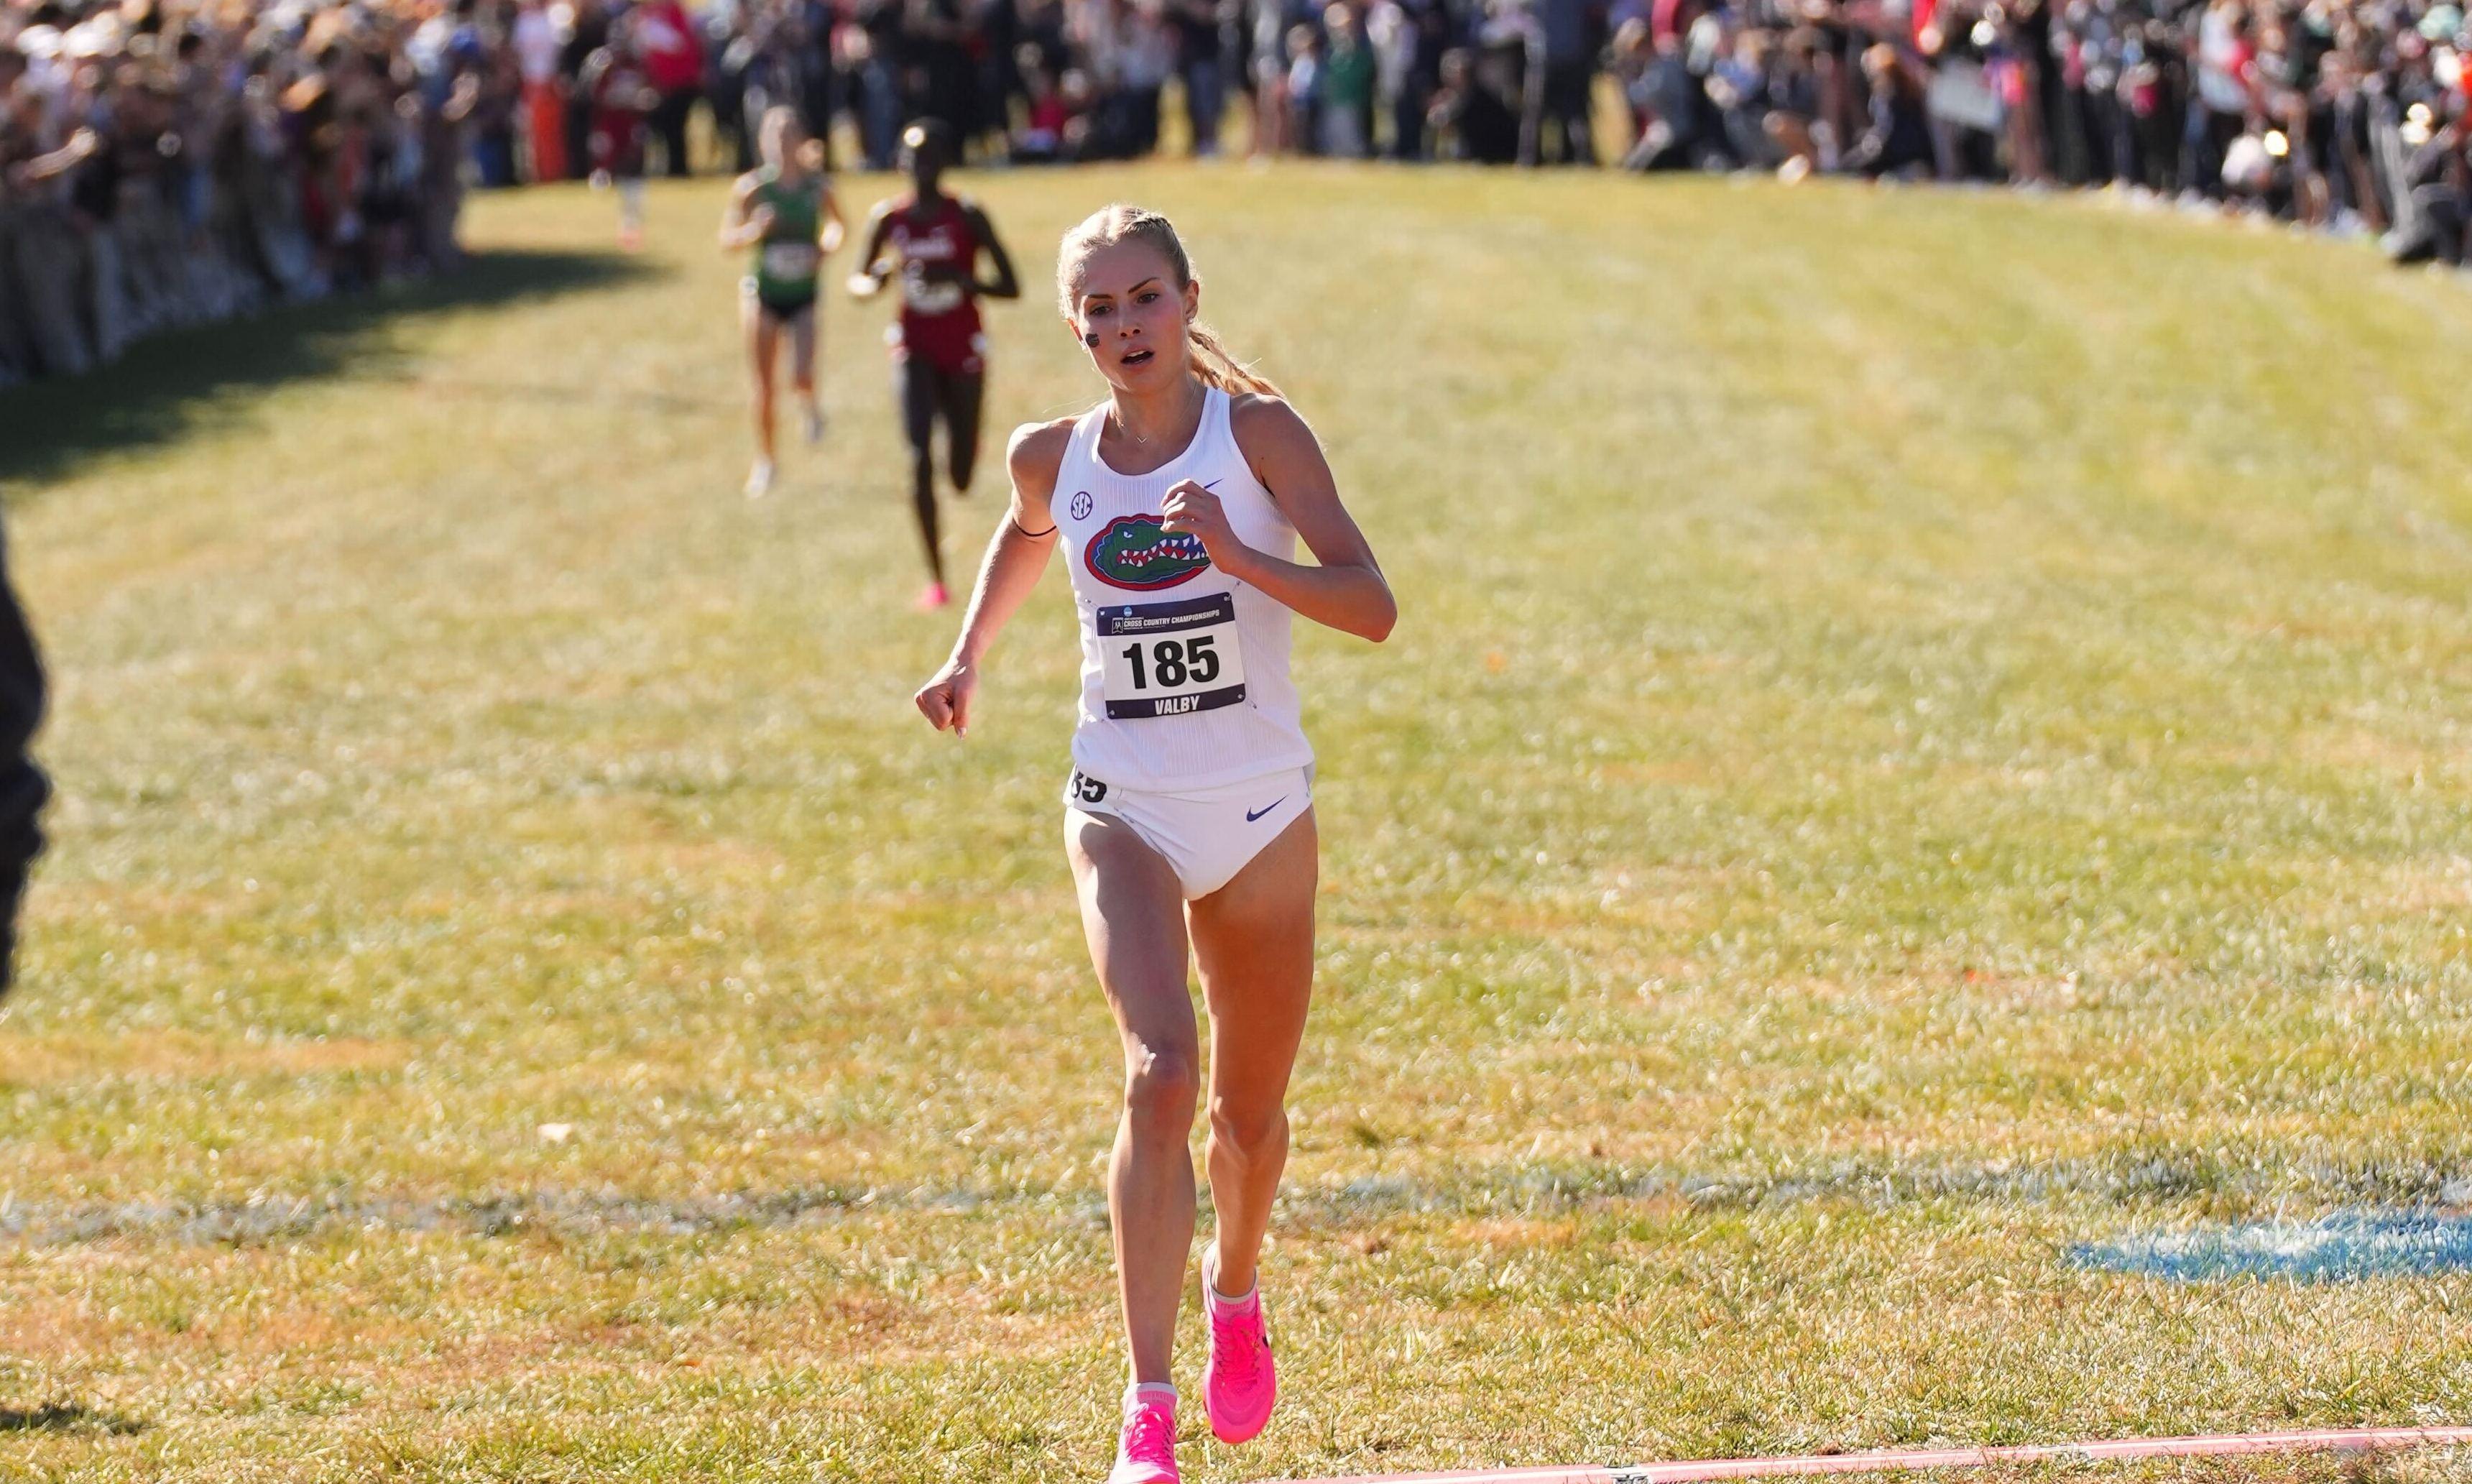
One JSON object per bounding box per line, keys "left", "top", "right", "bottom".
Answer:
{"left": 719, "top": 106, "right": 847, "bottom": 498}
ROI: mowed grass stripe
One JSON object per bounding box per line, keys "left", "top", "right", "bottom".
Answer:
{"left": 4, "top": 167, "right": 2470, "bottom": 1480}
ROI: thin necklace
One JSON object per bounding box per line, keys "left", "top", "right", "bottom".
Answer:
{"left": 1114, "top": 382, "right": 1202, "bottom": 447}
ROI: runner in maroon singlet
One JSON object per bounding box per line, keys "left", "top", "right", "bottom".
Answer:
{"left": 847, "top": 119, "right": 1021, "bottom": 610}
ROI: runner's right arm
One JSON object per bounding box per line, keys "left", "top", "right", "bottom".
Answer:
{"left": 914, "top": 419, "right": 1075, "bottom": 737}
{"left": 717, "top": 175, "right": 771, "bottom": 249}
{"left": 818, "top": 181, "right": 847, "bottom": 255}
{"left": 846, "top": 203, "right": 896, "bottom": 298}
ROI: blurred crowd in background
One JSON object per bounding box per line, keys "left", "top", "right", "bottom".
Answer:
{"left": 9, "top": 0, "right": 2472, "bottom": 385}
{"left": 1615, "top": 0, "right": 2472, "bottom": 264}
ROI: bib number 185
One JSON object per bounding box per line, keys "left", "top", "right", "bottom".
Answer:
{"left": 1120, "top": 632, "right": 1222, "bottom": 691}
{"left": 1099, "top": 593, "right": 1247, "bottom": 720}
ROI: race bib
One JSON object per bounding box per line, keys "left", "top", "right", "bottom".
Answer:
{"left": 1099, "top": 593, "right": 1247, "bottom": 719}
{"left": 903, "top": 276, "right": 967, "bottom": 315}
{"left": 762, "top": 241, "right": 818, "bottom": 280}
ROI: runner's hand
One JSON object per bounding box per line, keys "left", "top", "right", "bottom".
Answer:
{"left": 747, "top": 204, "right": 776, "bottom": 236}
{"left": 915, "top": 659, "right": 977, "bottom": 737}
{"left": 847, "top": 269, "right": 885, "bottom": 298}
{"left": 1161, "top": 480, "right": 1249, "bottom": 576}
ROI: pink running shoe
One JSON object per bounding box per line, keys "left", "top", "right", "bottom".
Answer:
{"left": 916, "top": 581, "right": 950, "bottom": 612}
{"left": 1107, "top": 1384, "right": 1180, "bottom": 1484}
{"left": 1202, "top": 1245, "right": 1278, "bottom": 1444}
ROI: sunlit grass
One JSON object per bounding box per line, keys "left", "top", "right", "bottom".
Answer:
{"left": 4, "top": 165, "right": 2471, "bottom": 1482}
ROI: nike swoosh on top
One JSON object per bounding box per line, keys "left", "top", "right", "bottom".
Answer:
{"left": 1245, "top": 798, "right": 1287, "bottom": 823}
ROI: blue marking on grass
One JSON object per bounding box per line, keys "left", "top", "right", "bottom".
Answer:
{"left": 2074, "top": 1211, "right": 2472, "bottom": 1282}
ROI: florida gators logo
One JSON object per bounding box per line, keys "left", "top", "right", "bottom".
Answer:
{"left": 1084, "top": 514, "right": 1210, "bottom": 591}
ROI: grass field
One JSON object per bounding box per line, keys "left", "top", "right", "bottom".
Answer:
{"left": 6, "top": 163, "right": 2472, "bottom": 1483}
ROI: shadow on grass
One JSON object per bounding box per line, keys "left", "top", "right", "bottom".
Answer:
{"left": 2074, "top": 1211, "right": 2472, "bottom": 1282}
{"left": 0, "top": 1403, "right": 147, "bottom": 1436}
{"left": 0, "top": 248, "right": 650, "bottom": 493}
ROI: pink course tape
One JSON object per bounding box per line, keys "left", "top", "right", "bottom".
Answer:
{"left": 1276, "top": 1424, "right": 2472, "bottom": 1484}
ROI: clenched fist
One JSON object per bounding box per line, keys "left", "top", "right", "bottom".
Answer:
{"left": 1159, "top": 480, "right": 1251, "bottom": 578}
{"left": 915, "top": 658, "right": 978, "bottom": 737}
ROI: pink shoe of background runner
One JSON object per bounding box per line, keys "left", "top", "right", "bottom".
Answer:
{"left": 1107, "top": 1384, "right": 1180, "bottom": 1484}
{"left": 1202, "top": 1245, "right": 1278, "bottom": 1444}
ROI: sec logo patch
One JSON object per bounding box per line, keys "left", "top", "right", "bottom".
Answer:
{"left": 1070, "top": 491, "right": 1093, "bottom": 520}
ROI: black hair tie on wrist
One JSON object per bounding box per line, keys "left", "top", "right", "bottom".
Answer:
{"left": 1013, "top": 518, "right": 1059, "bottom": 539}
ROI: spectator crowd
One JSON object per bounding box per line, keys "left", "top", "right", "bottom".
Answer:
{"left": 1605, "top": 0, "right": 2472, "bottom": 264}
{"left": 9, "top": 0, "right": 2472, "bottom": 385}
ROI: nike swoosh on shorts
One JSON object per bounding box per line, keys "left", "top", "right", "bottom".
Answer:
{"left": 1245, "top": 798, "right": 1287, "bottom": 823}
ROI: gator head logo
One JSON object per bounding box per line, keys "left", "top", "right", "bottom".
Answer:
{"left": 1084, "top": 514, "right": 1210, "bottom": 591}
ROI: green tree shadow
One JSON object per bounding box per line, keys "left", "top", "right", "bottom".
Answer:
{"left": 0, "top": 249, "right": 650, "bottom": 492}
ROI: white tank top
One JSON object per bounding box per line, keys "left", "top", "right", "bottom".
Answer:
{"left": 1053, "top": 387, "right": 1314, "bottom": 792}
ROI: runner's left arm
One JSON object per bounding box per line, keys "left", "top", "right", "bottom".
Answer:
{"left": 1161, "top": 397, "right": 1396, "bottom": 643}
{"left": 963, "top": 202, "right": 1022, "bottom": 300}
{"left": 846, "top": 203, "right": 896, "bottom": 297}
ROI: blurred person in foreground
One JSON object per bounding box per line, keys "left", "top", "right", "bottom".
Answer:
{"left": 0, "top": 522, "right": 45, "bottom": 1000}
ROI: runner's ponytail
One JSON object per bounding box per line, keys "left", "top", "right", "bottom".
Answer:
{"left": 1185, "top": 321, "right": 1280, "bottom": 397}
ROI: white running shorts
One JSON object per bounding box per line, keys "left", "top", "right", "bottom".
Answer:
{"left": 1063, "top": 765, "right": 1313, "bottom": 900}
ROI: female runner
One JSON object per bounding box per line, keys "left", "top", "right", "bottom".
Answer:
{"left": 913, "top": 205, "right": 1396, "bottom": 1484}
{"left": 718, "top": 106, "right": 845, "bottom": 497}
{"left": 847, "top": 119, "right": 1021, "bottom": 609}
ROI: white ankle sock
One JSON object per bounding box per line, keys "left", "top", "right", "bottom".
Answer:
{"left": 1125, "top": 1381, "right": 1177, "bottom": 1412}
{"left": 1204, "top": 1245, "right": 1257, "bottom": 1308}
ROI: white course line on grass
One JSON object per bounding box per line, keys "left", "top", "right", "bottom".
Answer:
{"left": 1278, "top": 1424, "right": 2472, "bottom": 1484}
